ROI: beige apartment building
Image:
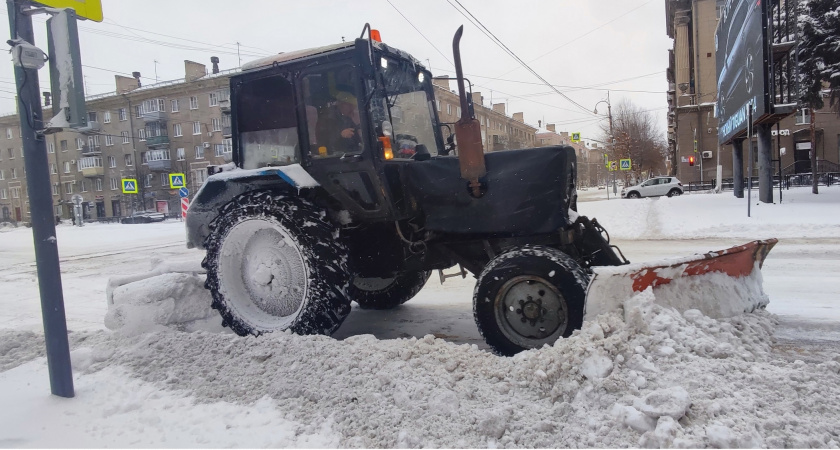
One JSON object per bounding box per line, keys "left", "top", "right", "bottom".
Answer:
{"left": 666, "top": 0, "right": 839, "bottom": 184}
{"left": 0, "top": 59, "right": 233, "bottom": 223}
{"left": 433, "top": 77, "right": 537, "bottom": 152}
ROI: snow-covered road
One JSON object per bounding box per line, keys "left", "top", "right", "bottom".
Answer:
{"left": 1, "top": 187, "right": 839, "bottom": 447}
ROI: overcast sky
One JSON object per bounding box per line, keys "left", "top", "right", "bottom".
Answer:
{"left": 0, "top": 0, "right": 672, "bottom": 141}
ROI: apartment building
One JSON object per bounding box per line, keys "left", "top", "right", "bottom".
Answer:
{"left": 0, "top": 59, "right": 233, "bottom": 223}
{"left": 432, "top": 77, "right": 537, "bottom": 152}
{"left": 666, "top": 0, "right": 839, "bottom": 184}
{"left": 535, "top": 124, "right": 593, "bottom": 186}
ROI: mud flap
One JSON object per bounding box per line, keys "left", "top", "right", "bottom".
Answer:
{"left": 584, "top": 239, "right": 778, "bottom": 320}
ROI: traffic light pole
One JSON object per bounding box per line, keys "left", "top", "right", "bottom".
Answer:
{"left": 7, "top": 0, "right": 74, "bottom": 398}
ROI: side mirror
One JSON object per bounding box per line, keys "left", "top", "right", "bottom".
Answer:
{"left": 414, "top": 144, "right": 431, "bottom": 161}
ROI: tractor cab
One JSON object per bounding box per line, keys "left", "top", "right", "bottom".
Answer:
{"left": 229, "top": 33, "right": 445, "bottom": 222}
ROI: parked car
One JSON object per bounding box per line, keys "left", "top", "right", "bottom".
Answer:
{"left": 120, "top": 211, "right": 166, "bottom": 224}
{"left": 621, "top": 177, "right": 684, "bottom": 198}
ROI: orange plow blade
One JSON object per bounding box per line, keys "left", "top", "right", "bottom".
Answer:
{"left": 584, "top": 239, "right": 778, "bottom": 320}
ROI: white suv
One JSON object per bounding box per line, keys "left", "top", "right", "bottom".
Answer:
{"left": 621, "top": 177, "right": 684, "bottom": 198}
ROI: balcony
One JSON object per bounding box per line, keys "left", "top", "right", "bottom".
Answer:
{"left": 222, "top": 126, "right": 232, "bottom": 137}
{"left": 219, "top": 98, "right": 231, "bottom": 112}
{"left": 145, "top": 135, "right": 170, "bottom": 148}
{"left": 148, "top": 159, "right": 172, "bottom": 171}
{"left": 79, "top": 156, "right": 104, "bottom": 177}
{"left": 140, "top": 110, "right": 168, "bottom": 122}
{"left": 81, "top": 145, "right": 101, "bottom": 156}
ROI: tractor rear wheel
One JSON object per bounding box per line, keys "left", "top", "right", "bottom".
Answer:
{"left": 350, "top": 271, "right": 431, "bottom": 310}
{"left": 202, "top": 191, "right": 351, "bottom": 337}
{"left": 473, "top": 246, "right": 589, "bottom": 356}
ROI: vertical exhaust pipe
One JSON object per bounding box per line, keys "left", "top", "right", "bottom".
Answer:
{"left": 452, "top": 26, "right": 486, "bottom": 197}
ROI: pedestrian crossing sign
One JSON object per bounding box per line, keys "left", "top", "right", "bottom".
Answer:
{"left": 620, "top": 158, "right": 632, "bottom": 170}
{"left": 169, "top": 173, "right": 186, "bottom": 189}
{"left": 121, "top": 179, "right": 138, "bottom": 194}
{"left": 571, "top": 132, "right": 581, "bottom": 143}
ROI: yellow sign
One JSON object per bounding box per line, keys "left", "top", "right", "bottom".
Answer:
{"left": 571, "top": 132, "right": 581, "bottom": 143}
{"left": 121, "top": 178, "right": 138, "bottom": 194}
{"left": 169, "top": 173, "right": 186, "bottom": 189}
{"left": 33, "top": 0, "right": 103, "bottom": 22}
{"left": 609, "top": 161, "right": 617, "bottom": 172}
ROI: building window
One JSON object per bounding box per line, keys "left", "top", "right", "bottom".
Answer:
{"left": 64, "top": 161, "right": 70, "bottom": 173}
{"left": 76, "top": 138, "right": 84, "bottom": 150}
{"left": 64, "top": 182, "right": 73, "bottom": 194}
{"left": 110, "top": 177, "right": 118, "bottom": 190}
{"left": 796, "top": 108, "right": 810, "bottom": 125}
{"left": 211, "top": 117, "right": 221, "bottom": 131}
{"left": 173, "top": 123, "right": 182, "bottom": 137}
{"left": 105, "top": 135, "right": 114, "bottom": 146}
{"left": 193, "top": 121, "right": 201, "bottom": 135}
{"left": 436, "top": 100, "right": 441, "bottom": 111}
{"left": 119, "top": 108, "right": 127, "bottom": 121}
{"left": 214, "top": 143, "right": 224, "bottom": 157}
{"left": 47, "top": 142, "right": 55, "bottom": 153}
{"left": 50, "top": 163, "right": 56, "bottom": 174}
{"left": 171, "top": 99, "right": 179, "bottom": 112}
{"left": 190, "top": 96, "right": 198, "bottom": 110}
{"left": 95, "top": 178, "right": 103, "bottom": 191}
{"left": 195, "top": 145, "right": 204, "bottom": 159}
{"left": 80, "top": 180, "right": 87, "bottom": 192}
{"left": 144, "top": 174, "right": 152, "bottom": 188}
{"left": 108, "top": 156, "right": 116, "bottom": 168}
{"left": 223, "top": 138, "right": 232, "bottom": 154}
{"left": 161, "top": 173, "right": 168, "bottom": 186}
{"left": 138, "top": 129, "right": 146, "bottom": 141}
{"left": 52, "top": 183, "right": 58, "bottom": 196}
{"left": 147, "top": 149, "right": 170, "bottom": 161}
{"left": 87, "top": 111, "right": 98, "bottom": 123}
{"left": 6, "top": 128, "right": 12, "bottom": 139}
{"left": 0, "top": 188, "right": 6, "bottom": 199}
{"left": 0, "top": 169, "right": 3, "bottom": 180}
{"left": 87, "top": 135, "right": 100, "bottom": 148}
{"left": 456, "top": 106, "right": 461, "bottom": 118}
{"left": 11, "top": 187, "right": 20, "bottom": 198}
{"left": 134, "top": 105, "right": 142, "bottom": 118}
{"left": 11, "top": 168, "right": 16, "bottom": 179}
{"left": 176, "top": 147, "right": 185, "bottom": 161}
{"left": 195, "top": 168, "right": 208, "bottom": 185}
{"left": 121, "top": 131, "right": 130, "bottom": 144}
{"left": 209, "top": 92, "right": 218, "bottom": 107}
{"left": 60, "top": 140, "right": 68, "bottom": 151}
{"left": 125, "top": 154, "right": 133, "bottom": 166}
{"left": 7, "top": 148, "right": 13, "bottom": 159}
{"left": 447, "top": 104, "right": 452, "bottom": 115}
{"left": 103, "top": 111, "right": 111, "bottom": 123}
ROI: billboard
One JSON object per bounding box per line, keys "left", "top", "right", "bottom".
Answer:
{"left": 716, "top": 0, "right": 770, "bottom": 144}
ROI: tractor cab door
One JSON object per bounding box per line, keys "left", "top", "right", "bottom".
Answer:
{"left": 298, "top": 62, "right": 393, "bottom": 221}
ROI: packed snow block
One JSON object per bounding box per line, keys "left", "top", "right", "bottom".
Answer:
{"left": 105, "top": 272, "right": 223, "bottom": 334}
{"left": 636, "top": 386, "right": 692, "bottom": 420}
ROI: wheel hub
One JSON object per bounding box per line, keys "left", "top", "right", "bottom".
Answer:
{"left": 496, "top": 276, "right": 567, "bottom": 341}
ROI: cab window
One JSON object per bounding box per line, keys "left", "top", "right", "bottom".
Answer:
{"left": 301, "top": 65, "right": 364, "bottom": 158}
{"left": 236, "top": 74, "right": 299, "bottom": 169}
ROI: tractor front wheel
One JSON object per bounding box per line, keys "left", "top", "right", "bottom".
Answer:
{"left": 202, "top": 191, "right": 351, "bottom": 337}
{"left": 350, "top": 271, "right": 431, "bottom": 310}
{"left": 473, "top": 246, "right": 589, "bottom": 356}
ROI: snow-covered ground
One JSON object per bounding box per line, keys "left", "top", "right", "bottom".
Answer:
{"left": 1, "top": 187, "right": 839, "bottom": 447}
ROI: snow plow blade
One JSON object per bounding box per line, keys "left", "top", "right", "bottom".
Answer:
{"left": 584, "top": 239, "right": 778, "bottom": 320}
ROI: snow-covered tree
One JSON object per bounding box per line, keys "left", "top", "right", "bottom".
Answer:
{"left": 797, "top": 0, "right": 840, "bottom": 114}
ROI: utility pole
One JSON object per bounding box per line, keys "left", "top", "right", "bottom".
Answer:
{"left": 153, "top": 59, "right": 159, "bottom": 83}
{"left": 236, "top": 41, "right": 241, "bottom": 67}
{"left": 7, "top": 0, "right": 74, "bottom": 398}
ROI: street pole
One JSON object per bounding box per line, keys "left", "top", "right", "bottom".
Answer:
{"left": 7, "top": 0, "right": 74, "bottom": 397}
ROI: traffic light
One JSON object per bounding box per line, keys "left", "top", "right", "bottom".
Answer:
{"left": 689, "top": 155, "right": 695, "bottom": 166}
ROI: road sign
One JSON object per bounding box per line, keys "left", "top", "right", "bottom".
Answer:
{"left": 620, "top": 158, "right": 632, "bottom": 170}
{"left": 609, "top": 161, "right": 617, "bottom": 171}
{"left": 121, "top": 178, "right": 138, "bottom": 194}
{"left": 169, "top": 173, "right": 186, "bottom": 189}
{"left": 571, "top": 132, "right": 581, "bottom": 143}
{"left": 181, "top": 197, "right": 190, "bottom": 219}
{"left": 70, "top": 194, "right": 83, "bottom": 206}
{"left": 33, "top": 0, "right": 103, "bottom": 22}
{"left": 178, "top": 187, "right": 189, "bottom": 198}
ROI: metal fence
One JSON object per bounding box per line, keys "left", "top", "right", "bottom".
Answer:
{"left": 685, "top": 172, "right": 839, "bottom": 192}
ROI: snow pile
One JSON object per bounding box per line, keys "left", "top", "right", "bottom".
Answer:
{"left": 19, "top": 287, "right": 833, "bottom": 448}
{"left": 105, "top": 272, "right": 223, "bottom": 335}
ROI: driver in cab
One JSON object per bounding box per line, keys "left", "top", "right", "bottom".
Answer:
{"left": 316, "top": 90, "right": 362, "bottom": 155}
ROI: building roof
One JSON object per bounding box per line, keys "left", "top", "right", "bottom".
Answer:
{"left": 241, "top": 42, "right": 353, "bottom": 71}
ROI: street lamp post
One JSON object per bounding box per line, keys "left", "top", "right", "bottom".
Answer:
{"left": 594, "top": 92, "right": 615, "bottom": 198}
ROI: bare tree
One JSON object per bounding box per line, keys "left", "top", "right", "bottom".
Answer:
{"left": 599, "top": 99, "right": 668, "bottom": 182}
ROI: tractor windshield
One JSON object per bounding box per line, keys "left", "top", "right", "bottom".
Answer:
{"left": 370, "top": 54, "right": 442, "bottom": 158}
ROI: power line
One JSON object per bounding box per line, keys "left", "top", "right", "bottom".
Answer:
{"left": 447, "top": 0, "right": 596, "bottom": 116}
{"left": 433, "top": 68, "right": 665, "bottom": 94}
{"left": 386, "top": 0, "right": 454, "bottom": 69}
